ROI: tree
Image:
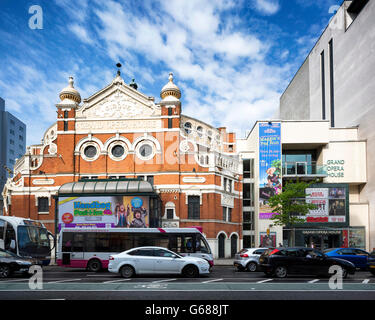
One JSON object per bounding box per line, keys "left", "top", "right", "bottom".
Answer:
{"left": 267, "top": 180, "right": 318, "bottom": 227}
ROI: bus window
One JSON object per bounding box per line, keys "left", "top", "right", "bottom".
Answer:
{"left": 185, "top": 236, "right": 194, "bottom": 253}
{"left": 62, "top": 233, "right": 73, "bottom": 252}
{"left": 0, "top": 220, "right": 5, "bottom": 241}
{"left": 73, "top": 233, "right": 85, "bottom": 252}
{"left": 196, "top": 237, "right": 209, "bottom": 253}
{"left": 96, "top": 233, "right": 110, "bottom": 252}
{"left": 109, "top": 233, "right": 132, "bottom": 252}
{"left": 5, "top": 223, "right": 16, "bottom": 253}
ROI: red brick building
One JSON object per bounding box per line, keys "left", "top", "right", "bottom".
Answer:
{"left": 2, "top": 71, "right": 241, "bottom": 258}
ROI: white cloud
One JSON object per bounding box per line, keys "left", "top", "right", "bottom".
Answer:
{"left": 253, "top": 0, "right": 280, "bottom": 15}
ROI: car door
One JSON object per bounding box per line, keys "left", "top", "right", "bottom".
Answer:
{"left": 353, "top": 249, "right": 369, "bottom": 269}
{"left": 128, "top": 249, "right": 155, "bottom": 274}
{"left": 302, "top": 249, "right": 330, "bottom": 275}
{"left": 286, "top": 248, "right": 306, "bottom": 274}
{"left": 153, "top": 248, "right": 183, "bottom": 274}
{"left": 337, "top": 249, "right": 357, "bottom": 266}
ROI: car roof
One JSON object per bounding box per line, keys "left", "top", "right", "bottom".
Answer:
{"left": 126, "top": 246, "right": 172, "bottom": 251}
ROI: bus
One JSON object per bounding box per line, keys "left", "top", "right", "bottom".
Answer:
{"left": 57, "top": 227, "right": 214, "bottom": 272}
{"left": 0, "top": 216, "right": 53, "bottom": 265}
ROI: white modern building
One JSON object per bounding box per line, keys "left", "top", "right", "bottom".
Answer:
{"left": 279, "top": 0, "right": 375, "bottom": 250}
{"left": 237, "top": 120, "right": 369, "bottom": 251}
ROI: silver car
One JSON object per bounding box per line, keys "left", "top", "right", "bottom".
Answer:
{"left": 108, "top": 246, "right": 211, "bottom": 278}
{"left": 233, "top": 248, "right": 268, "bottom": 272}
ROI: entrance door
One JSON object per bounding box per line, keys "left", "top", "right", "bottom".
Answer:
{"left": 231, "top": 235, "right": 238, "bottom": 258}
{"left": 218, "top": 234, "right": 225, "bottom": 258}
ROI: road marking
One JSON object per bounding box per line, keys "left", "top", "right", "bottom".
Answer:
{"left": 201, "top": 278, "right": 223, "bottom": 283}
{"left": 256, "top": 279, "right": 273, "bottom": 283}
{"left": 151, "top": 279, "right": 177, "bottom": 283}
{"left": 362, "top": 279, "right": 370, "bottom": 284}
{"left": 103, "top": 279, "right": 132, "bottom": 284}
{"left": 308, "top": 279, "right": 320, "bottom": 283}
{"left": 0, "top": 279, "right": 29, "bottom": 283}
{"left": 48, "top": 279, "right": 82, "bottom": 284}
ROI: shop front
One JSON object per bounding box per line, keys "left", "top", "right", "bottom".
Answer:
{"left": 283, "top": 227, "right": 366, "bottom": 250}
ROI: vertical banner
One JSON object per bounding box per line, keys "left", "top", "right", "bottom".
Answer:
{"left": 259, "top": 122, "right": 282, "bottom": 220}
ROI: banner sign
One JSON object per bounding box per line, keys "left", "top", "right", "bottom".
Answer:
{"left": 259, "top": 122, "right": 282, "bottom": 219}
{"left": 58, "top": 195, "right": 150, "bottom": 231}
{"left": 305, "top": 187, "right": 346, "bottom": 223}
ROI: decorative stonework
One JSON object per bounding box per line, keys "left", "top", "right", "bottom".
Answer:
{"left": 221, "top": 193, "right": 234, "bottom": 208}
{"left": 76, "top": 119, "right": 162, "bottom": 132}
{"left": 81, "top": 90, "right": 158, "bottom": 119}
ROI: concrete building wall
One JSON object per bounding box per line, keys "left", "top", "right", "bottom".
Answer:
{"left": 279, "top": 0, "right": 375, "bottom": 250}
{"left": 280, "top": 58, "right": 310, "bottom": 120}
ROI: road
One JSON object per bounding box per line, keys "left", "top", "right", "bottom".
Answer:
{"left": 1, "top": 265, "right": 375, "bottom": 300}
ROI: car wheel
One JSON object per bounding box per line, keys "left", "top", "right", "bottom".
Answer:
{"left": 0, "top": 265, "right": 11, "bottom": 278}
{"left": 274, "top": 266, "right": 287, "bottom": 278}
{"left": 120, "top": 265, "right": 135, "bottom": 278}
{"left": 246, "top": 262, "right": 258, "bottom": 272}
{"left": 183, "top": 265, "right": 199, "bottom": 278}
{"left": 87, "top": 259, "right": 102, "bottom": 272}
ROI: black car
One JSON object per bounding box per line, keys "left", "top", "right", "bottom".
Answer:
{"left": 259, "top": 247, "right": 356, "bottom": 278}
{"left": 0, "top": 250, "right": 36, "bottom": 278}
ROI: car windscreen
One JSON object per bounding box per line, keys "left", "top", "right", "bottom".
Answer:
{"left": 323, "top": 248, "right": 336, "bottom": 253}
{"left": 17, "top": 226, "right": 50, "bottom": 257}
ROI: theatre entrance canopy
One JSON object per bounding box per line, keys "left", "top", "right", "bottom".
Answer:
{"left": 56, "top": 179, "right": 161, "bottom": 232}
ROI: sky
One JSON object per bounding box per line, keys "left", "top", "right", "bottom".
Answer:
{"left": 0, "top": 0, "right": 342, "bottom": 146}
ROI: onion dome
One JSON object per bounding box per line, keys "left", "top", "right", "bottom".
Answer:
{"left": 59, "top": 76, "right": 81, "bottom": 104}
{"left": 160, "top": 72, "right": 181, "bottom": 101}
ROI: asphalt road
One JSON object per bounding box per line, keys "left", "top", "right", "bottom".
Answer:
{"left": 1, "top": 265, "right": 375, "bottom": 300}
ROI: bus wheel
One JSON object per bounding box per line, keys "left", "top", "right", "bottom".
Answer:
{"left": 87, "top": 259, "right": 102, "bottom": 272}
{"left": 120, "top": 265, "right": 135, "bottom": 278}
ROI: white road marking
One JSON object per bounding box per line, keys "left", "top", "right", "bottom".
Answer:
{"left": 103, "top": 279, "right": 132, "bottom": 284}
{"left": 256, "top": 279, "right": 273, "bottom": 283}
{"left": 362, "top": 279, "right": 370, "bottom": 284}
{"left": 48, "top": 279, "right": 82, "bottom": 284}
{"left": 151, "top": 279, "right": 177, "bottom": 283}
{"left": 201, "top": 278, "right": 223, "bottom": 283}
{"left": 308, "top": 279, "right": 320, "bottom": 283}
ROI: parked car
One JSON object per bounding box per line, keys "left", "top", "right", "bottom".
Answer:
{"left": 324, "top": 248, "right": 370, "bottom": 270}
{"left": 108, "top": 246, "right": 211, "bottom": 278}
{"left": 259, "top": 247, "right": 356, "bottom": 278}
{"left": 0, "top": 249, "right": 36, "bottom": 278}
{"left": 234, "top": 248, "right": 269, "bottom": 272}
{"left": 368, "top": 251, "right": 375, "bottom": 276}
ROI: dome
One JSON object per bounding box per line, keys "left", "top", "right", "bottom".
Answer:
{"left": 59, "top": 76, "right": 81, "bottom": 104}
{"left": 160, "top": 72, "right": 181, "bottom": 100}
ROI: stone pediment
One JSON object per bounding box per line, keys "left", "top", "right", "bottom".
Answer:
{"left": 76, "top": 77, "right": 160, "bottom": 119}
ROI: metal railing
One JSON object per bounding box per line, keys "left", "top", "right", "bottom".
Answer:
{"left": 282, "top": 161, "right": 327, "bottom": 176}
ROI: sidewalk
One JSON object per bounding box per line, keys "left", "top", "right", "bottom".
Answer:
{"left": 214, "top": 259, "right": 234, "bottom": 266}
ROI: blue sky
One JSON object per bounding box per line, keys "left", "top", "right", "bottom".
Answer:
{"left": 0, "top": 0, "right": 341, "bottom": 146}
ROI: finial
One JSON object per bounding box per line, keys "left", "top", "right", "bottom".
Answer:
{"left": 169, "top": 72, "right": 173, "bottom": 82}
{"left": 129, "top": 78, "right": 138, "bottom": 90}
{"left": 68, "top": 76, "right": 74, "bottom": 88}
{"left": 116, "top": 62, "right": 122, "bottom": 76}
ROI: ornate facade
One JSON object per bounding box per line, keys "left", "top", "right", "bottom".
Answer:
{"left": 2, "top": 71, "right": 241, "bottom": 258}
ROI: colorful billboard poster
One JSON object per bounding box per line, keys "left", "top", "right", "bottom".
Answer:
{"left": 259, "top": 122, "right": 282, "bottom": 219}
{"left": 305, "top": 187, "right": 346, "bottom": 223}
{"left": 259, "top": 232, "right": 277, "bottom": 247}
{"left": 58, "top": 195, "right": 150, "bottom": 231}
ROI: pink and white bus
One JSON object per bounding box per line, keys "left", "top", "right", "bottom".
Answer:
{"left": 57, "top": 227, "right": 213, "bottom": 272}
